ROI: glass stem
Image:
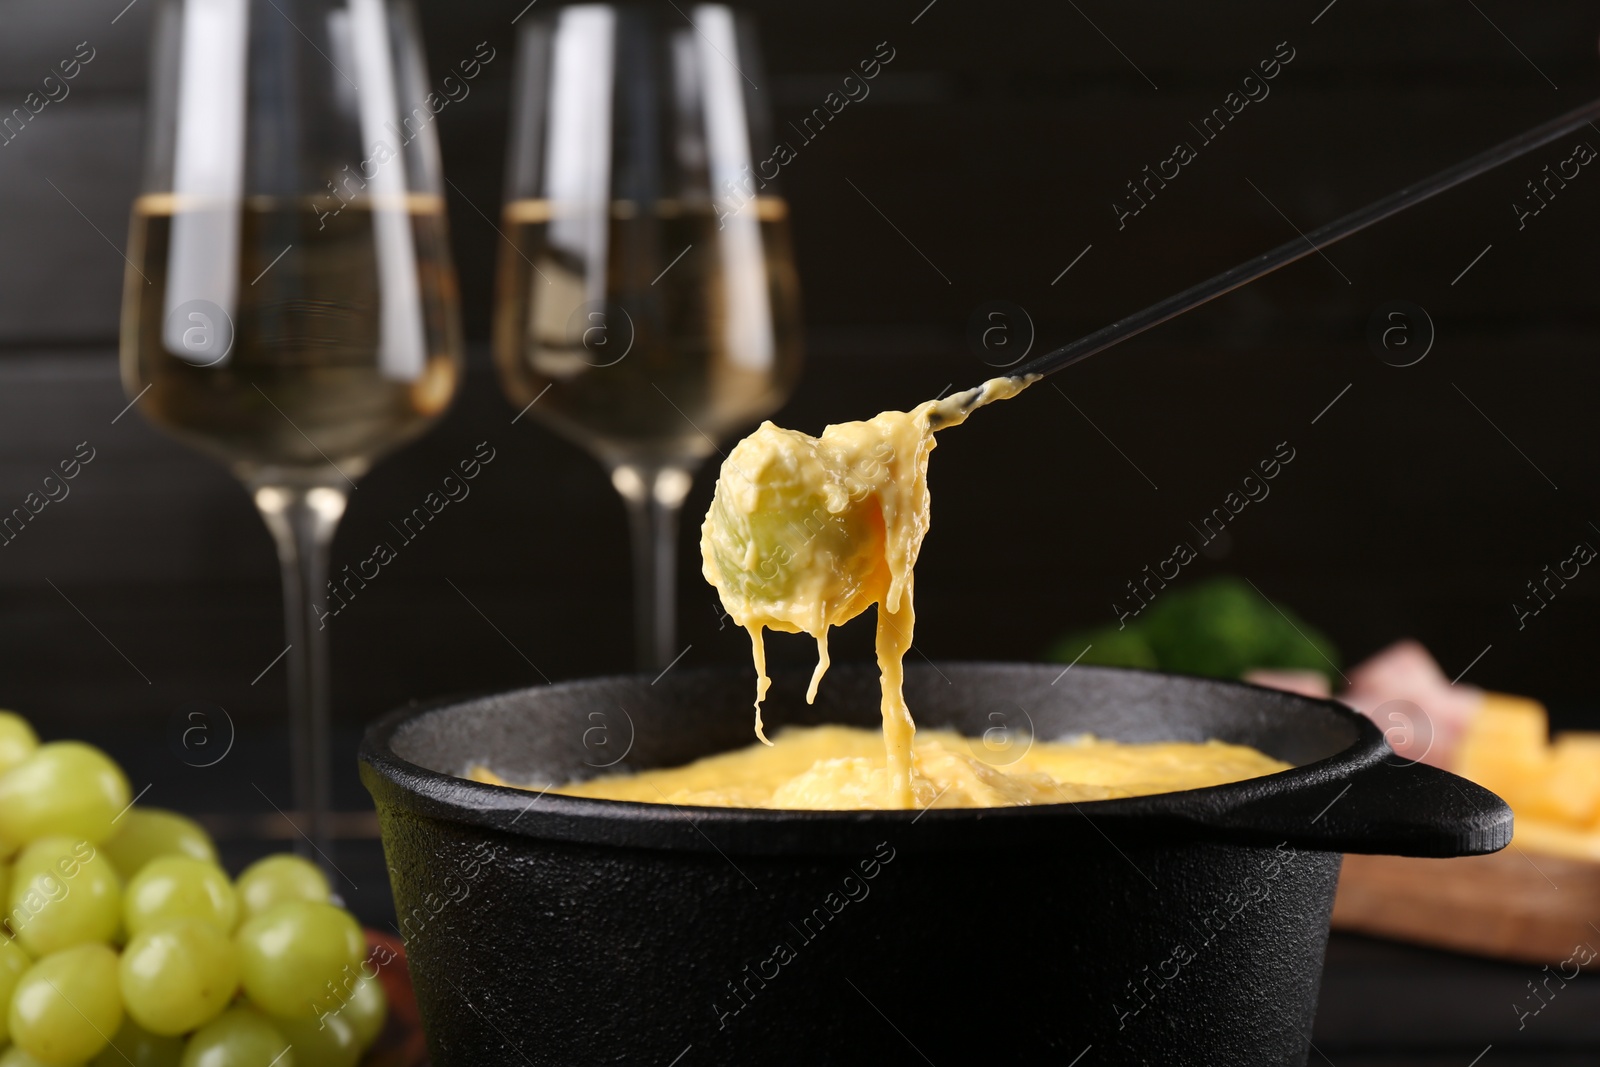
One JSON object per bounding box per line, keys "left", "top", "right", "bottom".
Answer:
{"left": 612, "top": 464, "right": 694, "bottom": 668}
{"left": 252, "top": 482, "right": 348, "bottom": 867}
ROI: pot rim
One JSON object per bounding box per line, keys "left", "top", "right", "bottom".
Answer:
{"left": 357, "top": 662, "right": 1512, "bottom": 857}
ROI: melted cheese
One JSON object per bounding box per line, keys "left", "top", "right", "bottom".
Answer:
{"left": 469, "top": 725, "right": 1292, "bottom": 810}
{"left": 698, "top": 376, "right": 1033, "bottom": 806}
{"left": 477, "top": 374, "right": 1288, "bottom": 811}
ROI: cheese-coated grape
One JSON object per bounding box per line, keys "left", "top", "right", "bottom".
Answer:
{"left": 235, "top": 902, "right": 363, "bottom": 1019}
{"left": 9, "top": 943, "right": 123, "bottom": 1065}
{"left": 340, "top": 974, "right": 386, "bottom": 1050}
{"left": 0, "top": 743, "right": 131, "bottom": 846}
{"left": 275, "top": 1009, "right": 360, "bottom": 1067}
{"left": 125, "top": 858, "right": 237, "bottom": 937}
{"left": 179, "top": 1007, "right": 295, "bottom": 1067}
{"left": 91, "top": 1016, "right": 187, "bottom": 1067}
{"left": 233, "top": 856, "right": 329, "bottom": 922}
{"left": 0, "top": 936, "right": 33, "bottom": 1043}
{"left": 701, "top": 449, "right": 883, "bottom": 624}
{"left": 120, "top": 920, "right": 239, "bottom": 1036}
{"left": 9, "top": 837, "right": 122, "bottom": 956}
{"left": 0, "top": 713, "right": 39, "bottom": 776}
{"left": 103, "top": 810, "right": 217, "bottom": 883}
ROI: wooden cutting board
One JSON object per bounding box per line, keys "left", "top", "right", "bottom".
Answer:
{"left": 1332, "top": 850, "right": 1600, "bottom": 964}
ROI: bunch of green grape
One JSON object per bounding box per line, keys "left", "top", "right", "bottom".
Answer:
{"left": 0, "top": 713, "right": 387, "bottom": 1067}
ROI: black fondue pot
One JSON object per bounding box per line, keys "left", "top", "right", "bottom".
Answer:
{"left": 359, "top": 663, "right": 1509, "bottom": 1067}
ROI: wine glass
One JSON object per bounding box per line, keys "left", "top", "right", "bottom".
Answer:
{"left": 121, "top": 0, "right": 464, "bottom": 859}
{"left": 495, "top": 3, "right": 802, "bottom": 667}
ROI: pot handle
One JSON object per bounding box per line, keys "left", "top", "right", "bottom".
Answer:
{"left": 1191, "top": 756, "right": 1512, "bottom": 857}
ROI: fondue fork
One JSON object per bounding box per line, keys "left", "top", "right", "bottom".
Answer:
{"left": 935, "top": 95, "right": 1600, "bottom": 424}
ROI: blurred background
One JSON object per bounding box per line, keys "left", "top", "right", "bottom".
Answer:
{"left": 2, "top": 0, "right": 1598, "bottom": 1059}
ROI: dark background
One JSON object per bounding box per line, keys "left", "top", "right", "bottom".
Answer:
{"left": 2, "top": 1, "right": 1598, "bottom": 1058}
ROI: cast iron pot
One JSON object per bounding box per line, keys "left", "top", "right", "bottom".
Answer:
{"left": 359, "top": 662, "right": 1510, "bottom": 1067}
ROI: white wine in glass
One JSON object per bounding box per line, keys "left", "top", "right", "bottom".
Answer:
{"left": 495, "top": 4, "right": 802, "bottom": 667}
{"left": 122, "top": 0, "right": 464, "bottom": 860}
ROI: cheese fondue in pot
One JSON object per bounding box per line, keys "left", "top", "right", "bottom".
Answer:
{"left": 475, "top": 377, "right": 1292, "bottom": 810}
{"left": 470, "top": 725, "right": 1290, "bottom": 810}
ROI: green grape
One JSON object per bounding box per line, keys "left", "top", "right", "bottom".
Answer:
{"left": 9, "top": 942, "right": 123, "bottom": 1065}
{"left": 92, "top": 1016, "right": 186, "bottom": 1067}
{"left": 9, "top": 837, "right": 122, "bottom": 956}
{"left": 124, "top": 858, "right": 237, "bottom": 938}
{"left": 120, "top": 920, "right": 238, "bottom": 1036}
{"left": 0, "top": 937, "right": 33, "bottom": 1043}
{"left": 340, "top": 974, "right": 386, "bottom": 1050}
{"left": 0, "top": 743, "right": 131, "bottom": 847}
{"left": 179, "top": 1007, "right": 294, "bottom": 1067}
{"left": 704, "top": 473, "right": 873, "bottom": 604}
{"left": 234, "top": 901, "right": 363, "bottom": 1019}
{"left": 103, "top": 810, "right": 217, "bottom": 883}
{"left": 0, "top": 1046, "right": 54, "bottom": 1067}
{"left": 233, "top": 857, "right": 329, "bottom": 923}
{"left": 0, "top": 713, "right": 39, "bottom": 776}
{"left": 274, "top": 1010, "right": 360, "bottom": 1067}
{"left": 701, "top": 427, "right": 887, "bottom": 633}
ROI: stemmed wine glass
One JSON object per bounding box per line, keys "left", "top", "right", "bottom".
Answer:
{"left": 121, "top": 0, "right": 464, "bottom": 858}
{"left": 495, "top": 3, "right": 802, "bottom": 667}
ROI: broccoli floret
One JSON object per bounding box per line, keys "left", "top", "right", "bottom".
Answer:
{"left": 1046, "top": 625, "right": 1159, "bottom": 670}
{"left": 1047, "top": 576, "right": 1339, "bottom": 681}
